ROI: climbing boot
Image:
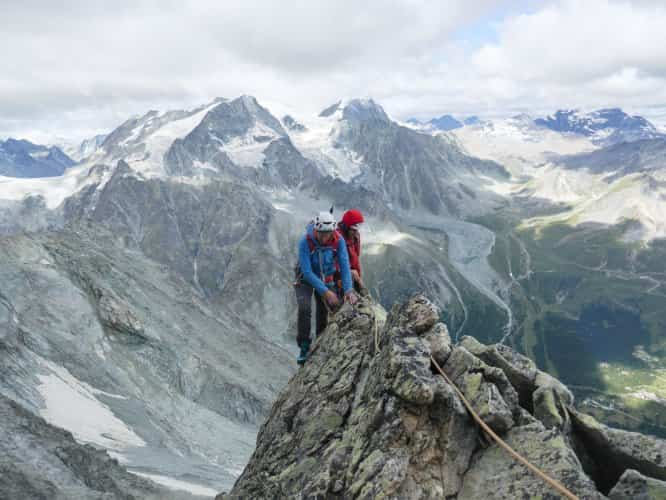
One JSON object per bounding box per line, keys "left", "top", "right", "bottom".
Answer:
{"left": 297, "top": 341, "right": 311, "bottom": 366}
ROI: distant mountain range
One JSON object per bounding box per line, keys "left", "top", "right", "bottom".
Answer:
{"left": 411, "top": 107, "right": 663, "bottom": 147}
{"left": 535, "top": 108, "right": 662, "bottom": 146}
{"left": 408, "top": 114, "right": 480, "bottom": 131}
{"left": 0, "top": 138, "right": 75, "bottom": 177}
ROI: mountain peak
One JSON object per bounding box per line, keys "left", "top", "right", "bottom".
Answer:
{"left": 428, "top": 114, "right": 463, "bottom": 131}
{"left": 341, "top": 98, "right": 390, "bottom": 124}
{"left": 221, "top": 294, "right": 666, "bottom": 499}
{"left": 236, "top": 94, "right": 262, "bottom": 113}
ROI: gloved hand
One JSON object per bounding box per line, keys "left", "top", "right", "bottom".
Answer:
{"left": 324, "top": 290, "right": 340, "bottom": 308}
{"left": 345, "top": 290, "right": 359, "bottom": 305}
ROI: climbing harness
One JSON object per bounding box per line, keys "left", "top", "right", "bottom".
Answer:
{"left": 430, "top": 356, "right": 580, "bottom": 500}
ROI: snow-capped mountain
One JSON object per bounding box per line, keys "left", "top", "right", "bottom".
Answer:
{"left": 408, "top": 114, "right": 483, "bottom": 132}
{"left": 63, "top": 133, "right": 108, "bottom": 161}
{"left": 292, "top": 98, "right": 509, "bottom": 216}
{"left": 0, "top": 138, "right": 75, "bottom": 177}
{"left": 535, "top": 108, "right": 662, "bottom": 146}
{"left": 452, "top": 113, "right": 596, "bottom": 176}
{"left": 408, "top": 114, "right": 463, "bottom": 131}
{"left": 456, "top": 114, "right": 666, "bottom": 239}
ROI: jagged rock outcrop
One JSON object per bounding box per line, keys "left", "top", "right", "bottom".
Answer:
{"left": 609, "top": 469, "right": 666, "bottom": 499}
{"left": 221, "top": 295, "right": 666, "bottom": 499}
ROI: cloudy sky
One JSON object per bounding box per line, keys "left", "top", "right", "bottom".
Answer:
{"left": 2, "top": 0, "right": 666, "bottom": 143}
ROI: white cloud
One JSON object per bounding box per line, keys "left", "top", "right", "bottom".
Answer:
{"left": 1, "top": 0, "right": 666, "bottom": 142}
{"left": 470, "top": 0, "right": 666, "bottom": 106}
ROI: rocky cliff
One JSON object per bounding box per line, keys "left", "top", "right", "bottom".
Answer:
{"left": 221, "top": 295, "right": 666, "bottom": 499}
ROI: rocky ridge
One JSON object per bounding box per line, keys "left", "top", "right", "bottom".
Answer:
{"left": 222, "top": 295, "right": 666, "bottom": 499}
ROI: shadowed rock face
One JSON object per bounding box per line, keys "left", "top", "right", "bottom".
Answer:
{"left": 221, "top": 295, "right": 666, "bottom": 499}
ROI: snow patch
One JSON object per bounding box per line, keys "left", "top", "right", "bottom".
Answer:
{"left": 132, "top": 472, "right": 218, "bottom": 497}
{"left": 289, "top": 106, "right": 363, "bottom": 182}
{"left": 128, "top": 102, "right": 222, "bottom": 177}
{"left": 35, "top": 357, "right": 142, "bottom": 452}
{"left": 0, "top": 163, "right": 91, "bottom": 209}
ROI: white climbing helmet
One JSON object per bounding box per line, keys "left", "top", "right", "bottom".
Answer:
{"left": 314, "top": 211, "right": 336, "bottom": 232}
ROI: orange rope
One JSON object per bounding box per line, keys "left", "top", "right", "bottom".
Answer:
{"left": 430, "top": 356, "right": 580, "bottom": 500}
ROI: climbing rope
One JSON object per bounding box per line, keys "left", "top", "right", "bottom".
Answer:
{"left": 339, "top": 291, "right": 577, "bottom": 498}
{"left": 373, "top": 314, "right": 380, "bottom": 355}
{"left": 430, "top": 356, "right": 580, "bottom": 500}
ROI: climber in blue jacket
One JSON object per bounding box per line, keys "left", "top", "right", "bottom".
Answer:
{"left": 294, "top": 210, "right": 357, "bottom": 365}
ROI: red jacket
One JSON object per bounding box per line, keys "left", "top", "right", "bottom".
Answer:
{"left": 339, "top": 229, "right": 361, "bottom": 276}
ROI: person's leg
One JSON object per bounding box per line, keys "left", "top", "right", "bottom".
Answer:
{"left": 296, "top": 283, "right": 313, "bottom": 348}
{"left": 315, "top": 290, "right": 329, "bottom": 338}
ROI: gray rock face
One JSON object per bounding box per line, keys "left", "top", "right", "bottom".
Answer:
{"left": 609, "top": 469, "right": 666, "bottom": 500}
{"left": 65, "top": 161, "right": 298, "bottom": 344}
{"left": 0, "top": 392, "right": 199, "bottom": 500}
{"left": 571, "top": 409, "right": 666, "bottom": 494}
{"left": 223, "top": 294, "right": 666, "bottom": 499}
{"left": 333, "top": 100, "right": 509, "bottom": 216}
{"left": 459, "top": 422, "right": 602, "bottom": 500}
{"left": 0, "top": 195, "right": 63, "bottom": 234}
{"left": 0, "top": 223, "right": 294, "bottom": 494}
{"left": 459, "top": 335, "right": 573, "bottom": 431}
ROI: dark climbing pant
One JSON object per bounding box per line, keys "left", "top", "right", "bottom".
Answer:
{"left": 295, "top": 282, "right": 328, "bottom": 347}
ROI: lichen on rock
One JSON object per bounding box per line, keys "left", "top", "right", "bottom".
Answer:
{"left": 220, "top": 294, "right": 666, "bottom": 499}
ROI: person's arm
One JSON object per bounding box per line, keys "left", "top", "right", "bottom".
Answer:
{"left": 337, "top": 237, "right": 353, "bottom": 294}
{"left": 299, "top": 238, "right": 328, "bottom": 295}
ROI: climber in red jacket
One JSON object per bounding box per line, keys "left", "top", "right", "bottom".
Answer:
{"left": 337, "top": 209, "right": 368, "bottom": 295}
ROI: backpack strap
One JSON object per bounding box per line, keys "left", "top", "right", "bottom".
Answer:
{"left": 307, "top": 231, "right": 342, "bottom": 288}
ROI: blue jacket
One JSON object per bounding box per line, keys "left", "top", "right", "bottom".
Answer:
{"left": 298, "top": 223, "right": 353, "bottom": 296}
